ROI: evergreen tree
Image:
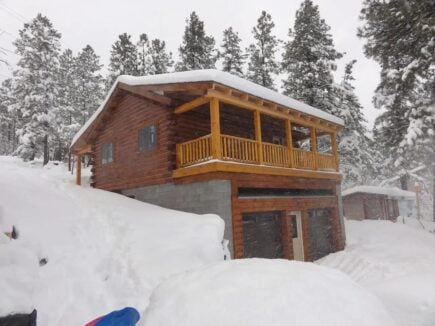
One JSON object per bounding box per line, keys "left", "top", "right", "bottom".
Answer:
{"left": 148, "top": 39, "right": 173, "bottom": 74}
{"left": 55, "top": 48, "right": 77, "bottom": 160}
{"left": 220, "top": 27, "right": 245, "bottom": 77}
{"left": 0, "top": 79, "right": 19, "bottom": 155}
{"left": 13, "top": 14, "right": 61, "bottom": 164}
{"left": 75, "top": 45, "right": 104, "bottom": 125}
{"left": 175, "top": 11, "right": 217, "bottom": 71}
{"left": 137, "top": 33, "right": 151, "bottom": 76}
{"left": 107, "top": 33, "right": 139, "bottom": 87}
{"left": 246, "top": 11, "right": 280, "bottom": 90}
{"left": 359, "top": 0, "right": 435, "bottom": 219}
{"left": 282, "top": 0, "right": 342, "bottom": 114}
{"left": 336, "top": 61, "right": 383, "bottom": 187}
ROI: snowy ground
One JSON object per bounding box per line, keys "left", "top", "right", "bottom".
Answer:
{"left": 1, "top": 156, "right": 435, "bottom": 325}
{"left": 319, "top": 219, "right": 435, "bottom": 326}
{"left": 0, "top": 157, "right": 225, "bottom": 324}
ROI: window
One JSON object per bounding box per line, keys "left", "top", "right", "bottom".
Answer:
{"left": 316, "top": 130, "right": 332, "bottom": 154}
{"left": 139, "top": 125, "right": 157, "bottom": 151}
{"left": 291, "top": 123, "right": 311, "bottom": 150}
{"left": 101, "top": 143, "right": 113, "bottom": 164}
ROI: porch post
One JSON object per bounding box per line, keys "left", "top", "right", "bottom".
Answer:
{"left": 76, "top": 154, "right": 81, "bottom": 186}
{"left": 310, "top": 127, "right": 318, "bottom": 170}
{"left": 331, "top": 132, "right": 339, "bottom": 171}
{"left": 285, "top": 119, "right": 293, "bottom": 168}
{"left": 210, "top": 97, "right": 222, "bottom": 160}
{"left": 254, "top": 110, "right": 263, "bottom": 164}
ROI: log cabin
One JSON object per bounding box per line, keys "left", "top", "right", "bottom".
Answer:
{"left": 70, "top": 70, "right": 346, "bottom": 261}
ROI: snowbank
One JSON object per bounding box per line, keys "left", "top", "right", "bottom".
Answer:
{"left": 0, "top": 157, "right": 225, "bottom": 324}
{"left": 319, "top": 219, "right": 435, "bottom": 326}
{"left": 140, "top": 259, "right": 395, "bottom": 326}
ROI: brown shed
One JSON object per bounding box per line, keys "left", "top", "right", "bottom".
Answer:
{"left": 342, "top": 186, "right": 416, "bottom": 221}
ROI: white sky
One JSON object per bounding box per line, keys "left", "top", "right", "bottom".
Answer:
{"left": 0, "top": 0, "right": 381, "bottom": 128}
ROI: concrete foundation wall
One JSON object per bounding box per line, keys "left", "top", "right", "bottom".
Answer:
{"left": 121, "top": 180, "right": 233, "bottom": 256}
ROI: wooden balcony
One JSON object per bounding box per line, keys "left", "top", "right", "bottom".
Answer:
{"left": 176, "top": 134, "right": 337, "bottom": 171}
{"left": 173, "top": 93, "right": 341, "bottom": 180}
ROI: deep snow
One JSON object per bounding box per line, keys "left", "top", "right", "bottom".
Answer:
{"left": 140, "top": 259, "right": 395, "bottom": 326}
{"left": 0, "top": 157, "right": 225, "bottom": 324}
{"left": 319, "top": 219, "right": 435, "bottom": 326}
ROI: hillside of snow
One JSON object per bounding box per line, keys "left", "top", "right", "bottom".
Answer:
{"left": 0, "top": 157, "right": 225, "bottom": 324}
{"left": 319, "top": 219, "right": 435, "bottom": 326}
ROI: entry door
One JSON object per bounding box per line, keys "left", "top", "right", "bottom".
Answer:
{"left": 289, "top": 211, "right": 304, "bottom": 261}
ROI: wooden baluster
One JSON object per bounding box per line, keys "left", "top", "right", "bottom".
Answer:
{"left": 331, "top": 132, "right": 339, "bottom": 171}
{"left": 310, "top": 127, "right": 318, "bottom": 170}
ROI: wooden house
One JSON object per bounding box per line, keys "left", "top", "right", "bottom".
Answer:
{"left": 70, "top": 70, "right": 346, "bottom": 261}
{"left": 342, "top": 186, "right": 416, "bottom": 221}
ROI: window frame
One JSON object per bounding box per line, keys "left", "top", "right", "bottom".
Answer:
{"left": 101, "top": 142, "right": 114, "bottom": 165}
{"left": 138, "top": 123, "right": 157, "bottom": 152}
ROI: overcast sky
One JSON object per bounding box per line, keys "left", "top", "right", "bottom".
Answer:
{"left": 0, "top": 0, "right": 381, "bottom": 127}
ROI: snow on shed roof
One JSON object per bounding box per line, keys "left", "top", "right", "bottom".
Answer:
{"left": 342, "top": 186, "right": 416, "bottom": 199}
{"left": 71, "top": 70, "right": 344, "bottom": 148}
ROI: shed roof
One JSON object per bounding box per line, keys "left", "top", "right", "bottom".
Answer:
{"left": 342, "top": 186, "right": 416, "bottom": 199}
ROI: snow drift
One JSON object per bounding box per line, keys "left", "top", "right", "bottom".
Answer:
{"left": 140, "top": 259, "right": 395, "bottom": 326}
{"left": 0, "top": 157, "right": 225, "bottom": 325}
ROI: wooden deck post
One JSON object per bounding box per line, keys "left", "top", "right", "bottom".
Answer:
{"left": 76, "top": 154, "right": 81, "bottom": 185}
{"left": 331, "top": 132, "right": 339, "bottom": 171}
{"left": 285, "top": 119, "right": 293, "bottom": 168}
{"left": 310, "top": 127, "right": 318, "bottom": 170}
{"left": 210, "top": 97, "right": 222, "bottom": 160}
{"left": 254, "top": 110, "right": 263, "bottom": 164}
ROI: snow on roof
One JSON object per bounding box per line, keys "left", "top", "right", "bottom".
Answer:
{"left": 71, "top": 69, "right": 344, "bottom": 148}
{"left": 342, "top": 186, "right": 416, "bottom": 199}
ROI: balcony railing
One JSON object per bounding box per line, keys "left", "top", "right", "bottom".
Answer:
{"left": 176, "top": 134, "right": 338, "bottom": 171}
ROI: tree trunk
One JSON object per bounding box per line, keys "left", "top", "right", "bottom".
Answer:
{"left": 43, "top": 135, "right": 49, "bottom": 165}
{"left": 68, "top": 152, "right": 72, "bottom": 172}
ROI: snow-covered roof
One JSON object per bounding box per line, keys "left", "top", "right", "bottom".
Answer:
{"left": 71, "top": 69, "right": 344, "bottom": 148}
{"left": 342, "top": 186, "right": 416, "bottom": 199}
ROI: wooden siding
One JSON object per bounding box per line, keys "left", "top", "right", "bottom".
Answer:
{"left": 92, "top": 93, "right": 174, "bottom": 190}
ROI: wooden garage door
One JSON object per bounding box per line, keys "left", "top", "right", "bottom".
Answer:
{"left": 242, "top": 211, "right": 283, "bottom": 258}
{"left": 308, "top": 208, "right": 332, "bottom": 261}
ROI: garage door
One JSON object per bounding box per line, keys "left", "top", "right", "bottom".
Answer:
{"left": 308, "top": 209, "right": 332, "bottom": 261}
{"left": 242, "top": 211, "right": 283, "bottom": 258}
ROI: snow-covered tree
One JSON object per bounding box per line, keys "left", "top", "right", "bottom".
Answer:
{"left": 282, "top": 0, "right": 342, "bottom": 114}
{"left": 13, "top": 14, "right": 61, "bottom": 164}
{"left": 0, "top": 79, "right": 19, "bottom": 155}
{"left": 175, "top": 11, "right": 217, "bottom": 71}
{"left": 220, "top": 27, "right": 245, "bottom": 77}
{"left": 107, "top": 33, "right": 139, "bottom": 87}
{"left": 75, "top": 45, "right": 104, "bottom": 125}
{"left": 246, "top": 11, "right": 280, "bottom": 90}
{"left": 335, "top": 60, "right": 384, "bottom": 188}
{"left": 148, "top": 39, "right": 173, "bottom": 74}
{"left": 137, "top": 33, "right": 151, "bottom": 76}
{"left": 359, "top": 0, "right": 435, "bottom": 219}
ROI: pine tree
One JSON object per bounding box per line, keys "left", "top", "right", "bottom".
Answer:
{"left": 0, "top": 79, "right": 19, "bottom": 155}
{"left": 55, "top": 48, "right": 77, "bottom": 160}
{"left": 359, "top": 0, "right": 435, "bottom": 219}
{"left": 282, "top": 0, "right": 342, "bottom": 114}
{"left": 137, "top": 33, "right": 151, "bottom": 76}
{"left": 246, "top": 11, "right": 280, "bottom": 90}
{"left": 13, "top": 13, "right": 61, "bottom": 164}
{"left": 175, "top": 11, "right": 217, "bottom": 71}
{"left": 220, "top": 27, "right": 245, "bottom": 77}
{"left": 75, "top": 45, "right": 104, "bottom": 125}
{"left": 148, "top": 39, "right": 173, "bottom": 74}
{"left": 336, "top": 60, "right": 384, "bottom": 187}
{"left": 107, "top": 33, "right": 139, "bottom": 87}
